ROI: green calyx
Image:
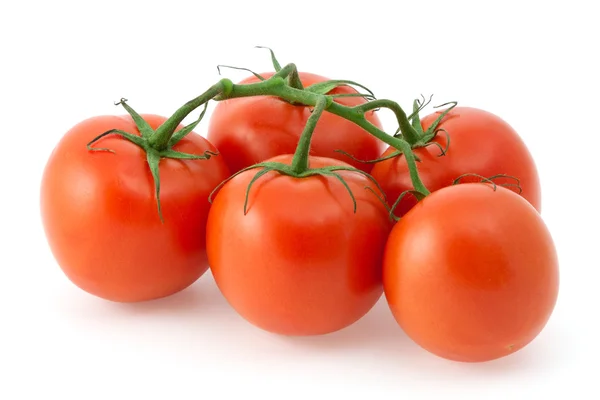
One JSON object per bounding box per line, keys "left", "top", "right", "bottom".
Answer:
{"left": 336, "top": 96, "right": 457, "bottom": 163}
{"left": 405, "top": 96, "right": 457, "bottom": 155}
{"left": 208, "top": 96, "right": 386, "bottom": 215}
{"left": 86, "top": 78, "right": 232, "bottom": 223}
{"left": 453, "top": 173, "right": 523, "bottom": 194}
{"left": 256, "top": 46, "right": 304, "bottom": 92}
{"left": 364, "top": 187, "right": 425, "bottom": 222}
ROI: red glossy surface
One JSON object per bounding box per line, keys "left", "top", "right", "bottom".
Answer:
{"left": 383, "top": 184, "right": 559, "bottom": 362}
{"left": 41, "top": 114, "right": 230, "bottom": 302}
{"left": 207, "top": 155, "right": 392, "bottom": 335}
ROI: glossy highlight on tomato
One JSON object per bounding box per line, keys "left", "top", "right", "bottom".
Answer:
{"left": 207, "top": 72, "right": 385, "bottom": 174}
{"left": 206, "top": 155, "right": 392, "bottom": 336}
{"left": 383, "top": 183, "right": 559, "bottom": 362}
{"left": 41, "top": 114, "right": 230, "bottom": 302}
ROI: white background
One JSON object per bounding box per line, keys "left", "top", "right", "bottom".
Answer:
{"left": 1, "top": 0, "right": 598, "bottom": 398}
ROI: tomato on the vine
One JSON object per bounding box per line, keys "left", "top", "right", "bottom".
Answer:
{"left": 207, "top": 72, "right": 385, "bottom": 174}
{"left": 371, "top": 106, "right": 541, "bottom": 217}
{"left": 206, "top": 155, "right": 392, "bottom": 336}
{"left": 41, "top": 114, "right": 230, "bottom": 302}
{"left": 383, "top": 183, "right": 559, "bottom": 362}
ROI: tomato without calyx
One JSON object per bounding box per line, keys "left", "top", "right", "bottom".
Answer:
{"left": 383, "top": 183, "right": 559, "bottom": 362}
{"left": 41, "top": 114, "right": 230, "bottom": 302}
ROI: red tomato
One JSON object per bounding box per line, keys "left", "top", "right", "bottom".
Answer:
{"left": 383, "top": 183, "right": 559, "bottom": 362}
{"left": 40, "top": 114, "right": 230, "bottom": 302}
{"left": 206, "top": 72, "right": 385, "bottom": 174}
{"left": 371, "top": 106, "right": 541, "bottom": 216}
{"left": 206, "top": 155, "right": 392, "bottom": 335}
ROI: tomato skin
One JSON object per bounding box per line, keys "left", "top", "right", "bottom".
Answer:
{"left": 371, "top": 106, "right": 541, "bottom": 217}
{"left": 206, "top": 155, "right": 392, "bottom": 335}
{"left": 206, "top": 72, "right": 385, "bottom": 174}
{"left": 383, "top": 184, "right": 559, "bottom": 362}
{"left": 40, "top": 114, "right": 230, "bottom": 302}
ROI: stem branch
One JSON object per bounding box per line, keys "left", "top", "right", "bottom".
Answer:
{"left": 221, "top": 78, "right": 429, "bottom": 196}
{"left": 354, "top": 99, "right": 420, "bottom": 145}
{"left": 148, "top": 79, "right": 232, "bottom": 150}
{"left": 291, "top": 96, "right": 329, "bottom": 174}
{"left": 326, "top": 103, "right": 430, "bottom": 195}
{"left": 143, "top": 70, "right": 430, "bottom": 197}
{"left": 286, "top": 64, "right": 304, "bottom": 91}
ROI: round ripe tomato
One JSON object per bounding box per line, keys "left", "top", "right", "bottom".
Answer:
{"left": 371, "top": 106, "right": 541, "bottom": 217}
{"left": 206, "top": 155, "right": 392, "bottom": 335}
{"left": 383, "top": 183, "right": 559, "bottom": 362}
{"left": 40, "top": 114, "right": 230, "bottom": 302}
{"left": 206, "top": 72, "right": 385, "bottom": 174}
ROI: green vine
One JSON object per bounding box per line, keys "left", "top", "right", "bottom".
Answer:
{"left": 88, "top": 48, "right": 445, "bottom": 220}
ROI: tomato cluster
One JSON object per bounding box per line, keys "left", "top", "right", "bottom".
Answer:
{"left": 40, "top": 52, "right": 559, "bottom": 363}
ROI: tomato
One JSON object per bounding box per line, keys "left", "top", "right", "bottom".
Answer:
{"left": 206, "top": 155, "right": 392, "bottom": 335}
{"left": 383, "top": 183, "right": 559, "bottom": 362}
{"left": 206, "top": 72, "right": 385, "bottom": 174}
{"left": 370, "top": 106, "right": 541, "bottom": 217}
{"left": 40, "top": 114, "right": 230, "bottom": 302}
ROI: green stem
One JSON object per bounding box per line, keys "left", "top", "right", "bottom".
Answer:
{"left": 272, "top": 63, "right": 298, "bottom": 80}
{"left": 291, "top": 96, "right": 329, "bottom": 174}
{"left": 326, "top": 103, "right": 430, "bottom": 196}
{"left": 354, "top": 99, "right": 420, "bottom": 145}
{"left": 140, "top": 67, "right": 427, "bottom": 197}
{"left": 221, "top": 77, "right": 429, "bottom": 196}
{"left": 96, "top": 58, "right": 434, "bottom": 221}
{"left": 147, "top": 79, "right": 233, "bottom": 151}
{"left": 286, "top": 63, "right": 305, "bottom": 90}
